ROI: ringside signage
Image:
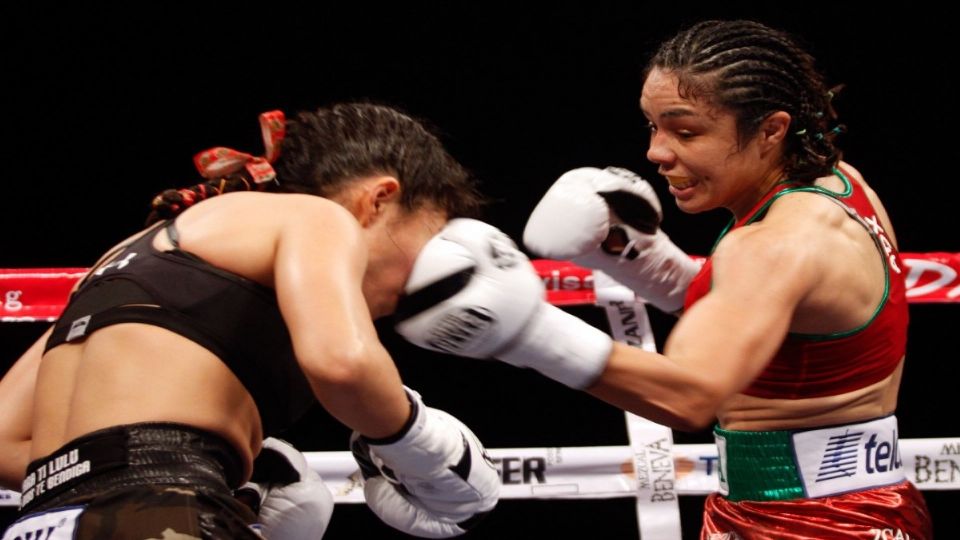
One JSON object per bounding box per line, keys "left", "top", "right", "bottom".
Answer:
{"left": 2, "top": 440, "right": 954, "bottom": 507}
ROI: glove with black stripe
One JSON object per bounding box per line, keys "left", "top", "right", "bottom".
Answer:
{"left": 351, "top": 388, "right": 500, "bottom": 538}
{"left": 236, "top": 437, "right": 334, "bottom": 540}
{"left": 524, "top": 166, "right": 700, "bottom": 313}
{"left": 394, "top": 218, "right": 613, "bottom": 390}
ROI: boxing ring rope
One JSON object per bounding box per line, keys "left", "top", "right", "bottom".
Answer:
{"left": 2, "top": 253, "right": 959, "bottom": 538}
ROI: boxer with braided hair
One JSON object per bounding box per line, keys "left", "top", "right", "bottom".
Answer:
{"left": 402, "top": 21, "right": 930, "bottom": 538}
{"left": 648, "top": 19, "right": 846, "bottom": 184}
{"left": 0, "top": 103, "right": 499, "bottom": 539}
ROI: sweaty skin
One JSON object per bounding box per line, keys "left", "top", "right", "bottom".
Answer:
{"left": 0, "top": 181, "right": 445, "bottom": 488}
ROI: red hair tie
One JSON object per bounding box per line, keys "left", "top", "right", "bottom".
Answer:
{"left": 193, "top": 110, "right": 286, "bottom": 185}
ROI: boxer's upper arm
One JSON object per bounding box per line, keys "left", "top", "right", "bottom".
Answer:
{"left": 588, "top": 225, "right": 820, "bottom": 430}
{"left": 271, "top": 202, "right": 409, "bottom": 438}
{"left": 272, "top": 203, "right": 378, "bottom": 381}
{"left": 665, "top": 226, "right": 818, "bottom": 400}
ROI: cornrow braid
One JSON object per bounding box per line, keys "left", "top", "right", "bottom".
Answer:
{"left": 647, "top": 20, "right": 843, "bottom": 183}
{"left": 146, "top": 171, "right": 262, "bottom": 225}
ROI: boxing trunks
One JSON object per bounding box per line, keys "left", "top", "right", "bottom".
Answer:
{"left": 701, "top": 416, "right": 931, "bottom": 539}
{"left": 2, "top": 422, "right": 262, "bottom": 540}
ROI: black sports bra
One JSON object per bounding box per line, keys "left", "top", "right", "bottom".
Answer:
{"left": 46, "top": 221, "right": 316, "bottom": 435}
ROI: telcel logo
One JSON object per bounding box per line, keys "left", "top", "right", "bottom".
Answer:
{"left": 800, "top": 419, "right": 904, "bottom": 498}
{"left": 816, "top": 428, "right": 901, "bottom": 483}
{"left": 864, "top": 430, "right": 902, "bottom": 474}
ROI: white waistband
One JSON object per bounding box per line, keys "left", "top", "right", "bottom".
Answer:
{"left": 792, "top": 415, "right": 905, "bottom": 498}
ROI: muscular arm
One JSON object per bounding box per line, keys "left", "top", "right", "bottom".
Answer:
{"left": 587, "top": 226, "right": 816, "bottom": 430}
{"left": 273, "top": 202, "right": 409, "bottom": 439}
{"left": 0, "top": 327, "right": 51, "bottom": 488}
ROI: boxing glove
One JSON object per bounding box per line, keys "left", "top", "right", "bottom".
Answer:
{"left": 351, "top": 388, "right": 499, "bottom": 538}
{"left": 394, "top": 218, "right": 613, "bottom": 389}
{"left": 237, "top": 437, "right": 334, "bottom": 540}
{"left": 524, "top": 166, "right": 699, "bottom": 313}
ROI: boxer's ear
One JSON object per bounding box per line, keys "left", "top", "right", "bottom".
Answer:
{"left": 757, "top": 110, "right": 791, "bottom": 155}
{"left": 356, "top": 176, "right": 401, "bottom": 227}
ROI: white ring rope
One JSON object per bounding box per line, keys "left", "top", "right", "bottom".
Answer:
{"left": 2, "top": 440, "right": 956, "bottom": 508}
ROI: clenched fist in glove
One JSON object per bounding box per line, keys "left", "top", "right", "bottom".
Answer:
{"left": 394, "top": 218, "right": 613, "bottom": 390}
{"left": 236, "top": 437, "right": 334, "bottom": 540}
{"left": 351, "top": 388, "right": 500, "bottom": 538}
{"left": 524, "top": 166, "right": 700, "bottom": 313}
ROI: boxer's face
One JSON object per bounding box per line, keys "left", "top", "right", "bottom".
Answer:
{"left": 641, "top": 68, "right": 787, "bottom": 218}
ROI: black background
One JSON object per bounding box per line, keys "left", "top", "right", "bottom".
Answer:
{"left": 2, "top": 3, "right": 957, "bottom": 538}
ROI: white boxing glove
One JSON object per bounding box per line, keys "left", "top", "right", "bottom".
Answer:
{"left": 394, "top": 218, "right": 613, "bottom": 389}
{"left": 351, "top": 388, "right": 499, "bottom": 538}
{"left": 523, "top": 166, "right": 700, "bottom": 313}
{"left": 236, "top": 437, "right": 334, "bottom": 540}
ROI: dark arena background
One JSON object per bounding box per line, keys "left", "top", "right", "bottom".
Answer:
{"left": 2, "top": 4, "right": 957, "bottom": 538}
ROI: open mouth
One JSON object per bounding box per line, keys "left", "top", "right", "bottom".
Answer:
{"left": 665, "top": 175, "right": 697, "bottom": 189}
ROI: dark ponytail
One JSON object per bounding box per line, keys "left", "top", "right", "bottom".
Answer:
{"left": 146, "top": 171, "right": 265, "bottom": 225}
{"left": 146, "top": 103, "right": 484, "bottom": 224}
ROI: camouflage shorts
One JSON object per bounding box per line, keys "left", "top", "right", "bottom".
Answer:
{"left": 4, "top": 485, "right": 262, "bottom": 540}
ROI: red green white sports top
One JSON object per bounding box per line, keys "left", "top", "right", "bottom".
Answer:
{"left": 682, "top": 167, "right": 908, "bottom": 399}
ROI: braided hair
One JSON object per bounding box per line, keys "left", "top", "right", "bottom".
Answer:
{"left": 147, "top": 103, "right": 484, "bottom": 224}
{"left": 647, "top": 20, "right": 844, "bottom": 183}
{"left": 147, "top": 174, "right": 256, "bottom": 224}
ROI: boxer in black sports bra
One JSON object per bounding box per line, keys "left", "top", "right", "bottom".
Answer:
{"left": 0, "top": 103, "right": 498, "bottom": 539}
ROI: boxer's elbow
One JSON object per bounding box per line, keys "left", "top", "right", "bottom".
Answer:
{"left": 665, "top": 376, "right": 726, "bottom": 431}
{"left": 628, "top": 399, "right": 715, "bottom": 432}
{"left": 297, "top": 342, "right": 380, "bottom": 390}
{"left": 668, "top": 403, "right": 719, "bottom": 432}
